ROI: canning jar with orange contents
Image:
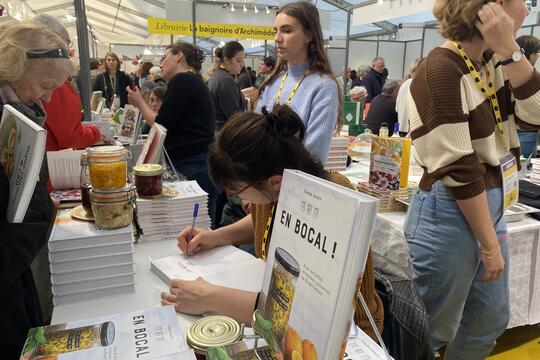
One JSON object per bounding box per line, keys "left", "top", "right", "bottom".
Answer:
{"left": 87, "top": 145, "right": 129, "bottom": 190}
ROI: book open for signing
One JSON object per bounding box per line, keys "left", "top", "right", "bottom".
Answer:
{"left": 0, "top": 105, "right": 46, "bottom": 222}
{"left": 253, "top": 169, "right": 379, "bottom": 360}
{"left": 20, "top": 306, "right": 195, "bottom": 360}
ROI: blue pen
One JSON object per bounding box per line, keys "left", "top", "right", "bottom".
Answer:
{"left": 186, "top": 203, "right": 199, "bottom": 256}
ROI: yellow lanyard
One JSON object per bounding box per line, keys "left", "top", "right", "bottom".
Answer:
{"left": 453, "top": 41, "right": 507, "bottom": 150}
{"left": 275, "top": 70, "right": 307, "bottom": 105}
{"left": 260, "top": 203, "right": 276, "bottom": 261}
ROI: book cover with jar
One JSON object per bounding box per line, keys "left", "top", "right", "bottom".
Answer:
{"left": 0, "top": 104, "right": 46, "bottom": 223}
{"left": 20, "top": 306, "right": 193, "bottom": 360}
{"left": 253, "top": 170, "right": 379, "bottom": 360}
{"left": 368, "top": 137, "right": 411, "bottom": 190}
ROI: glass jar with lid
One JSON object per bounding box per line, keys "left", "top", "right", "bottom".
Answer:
{"left": 35, "top": 321, "right": 115, "bottom": 356}
{"left": 133, "top": 163, "right": 164, "bottom": 196}
{"left": 264, "top": 247, "right": 300, "bottom": 342}
{"left": 186, "top": 316, "right": 242, "bottom": 360}
{"left": 90, "top": 185, "right": 136, "bottom": 229}
{"left": 80, "top": 151, "right": 92, "bottom": 214}
{"left": 87, "top": 145, "right": 129, "bottom": 190}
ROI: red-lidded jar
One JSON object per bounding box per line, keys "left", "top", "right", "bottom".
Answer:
{"left": 133, "top": 164, "right": 163, "bottom": 196}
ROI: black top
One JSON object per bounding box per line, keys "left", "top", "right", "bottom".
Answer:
{"left": 207, "top": 67, "right": 245, "bottom": 131}
{"left": 236, "top": 72, "right": 253, "bottom": 90}
{"left": 362, "top": 68, "right": 388, "bottom": 103}
{"left": 366, "top": 94, "right": 398, "bottom": 136}
{"left": 0, "top": 167, "right": 55, "bottom": 359}
{"left": 92, "top": 71, "right": 132, "bottom": 108}
{"left": 155, "top": 72, "right": 215, "bottom": 161}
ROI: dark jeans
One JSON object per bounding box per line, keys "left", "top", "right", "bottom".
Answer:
{"left": 173, "top": 153, "right": 221, "bottom": 229}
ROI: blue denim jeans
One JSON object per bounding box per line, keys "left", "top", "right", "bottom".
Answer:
{"left": 173, "top": 153, "right": 221, "bottom": 229}
{"left": 404, "top": 181, "right": 509, "bottom": 360}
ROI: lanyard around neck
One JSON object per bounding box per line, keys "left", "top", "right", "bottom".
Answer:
{"left": 260, "top": 203, "right": 276, "bottom": 261}
{"left": 453, "top": 41, "right": 507, "bottom": 150}
{"left": 275, "top": 69, "right": 307, "bottom": 105}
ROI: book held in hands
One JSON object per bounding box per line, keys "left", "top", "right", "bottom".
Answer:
{"left": 0, "top": 104, "right": 46, "bottom": 222}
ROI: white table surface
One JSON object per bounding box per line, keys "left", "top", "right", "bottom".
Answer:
{"left": 51, "top": 240, "right": 199, "bottom": 331}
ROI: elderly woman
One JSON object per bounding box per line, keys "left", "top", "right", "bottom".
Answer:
{"left": 0, "top": 20, "right": 73, "bottom": 358}
{"left": 405, "top": 1, "right": 539, "bottom": 359}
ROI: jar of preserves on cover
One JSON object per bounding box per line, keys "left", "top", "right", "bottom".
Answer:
{"left": 133, "top": 163, "right": 163, "bottom": 196}
{"left": 87, "top": 145, "right": 129, "bottom": 190}
{"left": 90, "top": 185, "right": 136, "bottom": 229}
{"left": 264, "top": 247, "right": 300, "bottom": 341}
{"left": 186, "top": 316, "right": 242, "bottom": 360}
{"left": 35, "top": 321, "right": 115, "bottom": 356}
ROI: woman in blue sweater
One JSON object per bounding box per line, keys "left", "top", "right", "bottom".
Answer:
{"left": 256, "top": 1, "right": 340, "bottom": 163}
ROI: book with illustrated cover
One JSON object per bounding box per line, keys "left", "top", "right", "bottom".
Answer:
{"left": 117, "top": 105, "right": 141, "bottom": 144}
{"left": 20, "top": 306, "right": 194, "bottom": 360}
{"left": 252, "top": 170, "right": 379, "bottom": 360}
{"left": 0, "top": 104, "right": 46, "bottom": 222}
{"left": 368, "top": 137, "right": 411, "bottom": 190}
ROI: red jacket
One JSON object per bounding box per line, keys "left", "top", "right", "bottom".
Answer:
{"left": 43, "top": 81, "right": 101, "bottom": 151}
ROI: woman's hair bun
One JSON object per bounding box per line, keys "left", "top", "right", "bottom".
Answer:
{"left": 261, "top": 105, "right": 306, "bottom": 141}
{"left": 196, "top": 47, "right": 206, "bottom": 64}
{"left": 214, "top": 47, "right": 223, "bottom": 60}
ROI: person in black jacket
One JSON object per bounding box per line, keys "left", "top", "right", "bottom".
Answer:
{"left": 0, "top": 20, "right": 70, "bottom": 358}
{"left": 362, "top": 57, "right": 389, "bottom": 103}
{"left": 366, "top": 80, "right": 401, "bottom": 136}
{"left": 92, "top": 52, "right": 132, "bottom": 108}
{"left": 127, "top": 42, "right": 220, "bottom": 227}
{"left": 207, "top": 41, "right": 246, "bottom": 132}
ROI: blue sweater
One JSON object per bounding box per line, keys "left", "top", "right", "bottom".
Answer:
{"left": 256, "top": 62, "right": 339, "bottom": 163}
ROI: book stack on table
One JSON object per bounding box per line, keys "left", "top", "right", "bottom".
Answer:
{"left": 48, "top": 209, "right": 135, "bottom": 306}
{"left": 137, "top": 181, "right": 212, "bottom": 242}
{"left": 324, "top": 136, "right": 350, "bottom": 171}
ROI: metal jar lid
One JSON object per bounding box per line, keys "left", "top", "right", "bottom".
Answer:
{"left": 187, "top": 316, "right": 242, "bottom": 354}
{"left": 87, "top": 145, "right": 127, "bottom": 160}
{"left": 99, "top": 321, "right": 116, "bottom": 346}
{"left": 274, "top": 247, "right": 300, "bottom": 277}
{"left": 133, "top": 163, "right": 163, "bottom": 177}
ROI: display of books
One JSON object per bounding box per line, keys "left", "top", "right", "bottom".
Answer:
{"left": 20, "top": 306, "right": 194, "bottom": 359}
{"left": 47, "top": 150, "right": 85, "bottom": 191}
{"left": 137, "top": 181, "right": 211, "bottom": 242}
{"left": 252, "top": 170, "right": 379, "bottom": 360}
{"left": 151, "top": 245, "right": 265, "bottom": 291}
{"left": 48, "top": 210, "right": 136, "bottom": 305}
{"left": 0, "top": 104, "right": 46, "bottom": 222}
{"left": 369, "top": 136, "right": 411, "bottom": 190}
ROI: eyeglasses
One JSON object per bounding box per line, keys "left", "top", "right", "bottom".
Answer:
{"left": 26, "top": 48, "right": 69, "bottom": 59}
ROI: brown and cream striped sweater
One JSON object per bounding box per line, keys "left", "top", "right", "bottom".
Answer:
{"left": 409, "top": 47, "right": 540, "bottom": 199}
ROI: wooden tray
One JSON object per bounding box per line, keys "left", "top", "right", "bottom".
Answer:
{"left": 356, "top": 182, "right": 414, "bottom": 213}
{"left": 70, "top": 205, "right": 95, "bottom": 221}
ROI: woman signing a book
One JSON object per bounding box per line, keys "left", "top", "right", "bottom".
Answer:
{"left": 256, "top": 1, "right": 340, "bottom": 163}
{"left": 405, "top": 1, "right": 540, "bottom": 358}
{"left": 0, "top": 21, "right": 73, "bottom": 358}
{"left": 127, "top": 42, "right": 220, "bottom": 228}
{"left": 163, "top": 105, "right": 384, "bottom": 340}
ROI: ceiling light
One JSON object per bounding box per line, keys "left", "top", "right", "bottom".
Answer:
{"left": 254, "top": 6, "right": 258, "bottom": 13}
{"left": 266, "top": 6, "right": 270, "bottom": 14}
{"left": 243, "top": 4, "right": 247, "bottom": 12}
{"left": 231, "top": 4, "right": 235, "bottom": 12}
{"left": 378, "top": 0, "right": 383, "bottom": 4}
{"left": 220, "top": 41, "right": 225, "bottom": 46}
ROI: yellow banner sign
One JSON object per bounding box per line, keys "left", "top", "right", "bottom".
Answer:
{"left": 148, "top": 17, "right": 276, "bottom": 40}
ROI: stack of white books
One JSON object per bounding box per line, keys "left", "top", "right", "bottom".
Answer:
{"left": 137, "top": 181, "right": 212, "bottom": 242}
{"left": 324, "top": 136, "right": 350, "bottom": 171}
{"left": 530, "top": 158, "right": 540, "bottom": 185}
{"left": 48, "top": 209, "right": 135, "bottom": 306}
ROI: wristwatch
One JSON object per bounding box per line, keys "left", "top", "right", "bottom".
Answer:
{"left": 499, "top": 48, "right": 525, "bottom": 66}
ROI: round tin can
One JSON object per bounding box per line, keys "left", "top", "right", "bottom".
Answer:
{"left": 187, "top": 316, "right": 242, "bottom": 359}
